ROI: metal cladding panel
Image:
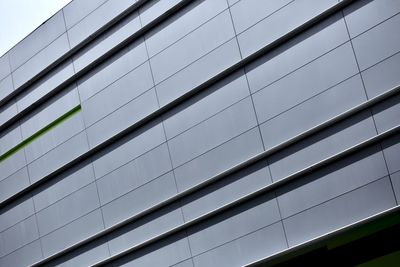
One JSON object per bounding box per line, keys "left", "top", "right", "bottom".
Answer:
{"left": 0, "top": 0, "right": 399, "bottom": 266}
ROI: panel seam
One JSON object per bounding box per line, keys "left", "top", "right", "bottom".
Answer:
{"left": 342, "top": 9, "right": 399, "bottom": 205}
{"left": 29, "top": 97, "right": 400, "bottom": 265}
{"left": 0, "top": 0, "right": 368, "bottom": 211}
{"left": 89, "top": 125, "right": 400, "bottom": 266}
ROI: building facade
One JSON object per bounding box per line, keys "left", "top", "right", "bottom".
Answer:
{"left": 0, "top": 0, "right": 399, "bottom": 266}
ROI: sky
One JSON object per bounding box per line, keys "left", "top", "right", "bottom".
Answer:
{"left": 0, "top": 0, "right": 71, "bottom": 57}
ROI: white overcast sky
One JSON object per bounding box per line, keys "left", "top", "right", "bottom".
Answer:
{"left": 0, "top": 0, "right": 71, "bottom": 57}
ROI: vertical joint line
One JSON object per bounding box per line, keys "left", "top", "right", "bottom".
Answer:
{"left": 62, "top": 7, "right": 104, "bottom": 233}
{"left": 140, "top": 10, "right": 190, "bottom": 226}
{"left": 61, "top": 10, "right": 113, "bottom": 257}
{"left": 225, "top": 0, "right": 267, "bottom": 151}
{"left": 61, "top": 9, "right": 77, "bottom": 73}
{"left": 342, "top": 10, "right": 398, "bottom": 202}
{"left": 139, "top": 11, "right": 182, "bottom": 196}
{"left": 31, "top": 195, "right": 46, "bottom": 258}
{"left": 6, "top": 53, "right": 17, "bottom": 112}
{"left": 341, "top": 11, "right": 369, "bottom": 99}
{"left": 274, "top": 192, "right": 291, "bottom": 248}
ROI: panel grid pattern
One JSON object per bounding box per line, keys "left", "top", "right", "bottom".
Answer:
{"left": 0, "top": 0, "right": 399, "bottom": 266}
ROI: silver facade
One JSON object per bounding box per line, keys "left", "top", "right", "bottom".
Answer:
{"left": 0, "top": 0, "right": 399, "bottom": 266}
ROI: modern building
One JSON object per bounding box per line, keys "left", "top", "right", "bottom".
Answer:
{"left": 0, "top": 0, "right": 399, "bottom": 266}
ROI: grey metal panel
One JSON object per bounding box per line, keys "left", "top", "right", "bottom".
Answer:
{"left": 0, "top": 167, "right": 30, "bottom": 203}
{"left": 101, "top": 171, "right": 177, "bottom": 227}
{"left": 150, "top": 10, "right": 235, "bottom": 84}
{"left": 67, "top": 0, "right": 138, "bottom": 48}
{"left": 381, "top": 134, "right": 400, "bottom": 175}
{"left": 0, "top": 101, "right": 18, "bottom": 126}
{"left": 63, "top": 0, "right": 108, "bottom": 29}
{"left": 245, "top": 12, "right": 349, "bottom": 94}
{"left": 352, "top": 13, "right": 400, "bottom": 71}
{"left": 163, "top": 69, "right": 249, "bottom": 139}
{"left": 390, "top": 171, "right": 400, "bottom": 203}
{"left": 0, "top": 197, "right": 35, "bottom": 233}
{"left": 187, "top": 193, "right": 281, "bottom": 256}
{"left": 82, "top": 62, "right": 154, "bottom": 126}
{"left": 40, "top": 209, "right": 105, "bottom": 258}
{"left": 237, "top": 0, "right": 337, "bottom": 57}
{"left": 0, "top": 239, "right": 42, "bottom": 267}
{"left": 16, "top": 60, "right": 75, "bottom": 112}
{"left": 260, "top": 75, "right": 367, "bottom": 150}
{"left": 192, "top": 222, "right": 287, "bottom": 267}
{"left": 92, "top": 120, "right": 165, "bottom": 179}
{"left": 36, "top": 182, "right": 100, "bottom": 236}
{"left": 86, "top": 88, "right": 159, "bottom": 148}
{"left": 112, "top": 232, "right": 191, "bottom": 267}
{"left": 0, "top": 125, "right": 23, "bottom": 155}
{"left": 107, "top": 203, "right": 184, "bottom": 255}
{"left": 96, "top": 143, "right": 172, "bottom": 205}
{"left": 181, "top": 161, "right": 271, "bottom": 222}
{"left": 139, "top": 0, "right": 182, "bottom": 27}
{"left": 283, "top": 177, "right": 396, "bottom": 247}
{"left": 12, "top": 33, "right": 71, "bottom": 88}
{"left": 230, "top": 0, "right": 292, "bottom": 34}
{"left": 156, "top": 38, "right": 241, "bottom": 106}
{"left": 72, "top": 10, "right": 142, "bottom": 72}
{"left": 371, "top": 94, "right": 400, "bottom": 134}
{"left": 24, "top": 112, "right": 85, "bottom": 164}
{"left": 172, "top": 259, "right": 194, "bottom": 267}
{"left": 28, "top": 131, "right": 89, "bottom": 184}
{"left": 3, "top": 1, "right": 400, "bottom": 265}
{"left": 344, "top": 0, "right": 400, "bottom": 38}
{"left": 168, "top": 97, "right": 257, "bottom": 168}
{"left": 32, "top": 163, "right": 95, "bottom": 212}
{"left": 20, "top": 86, "right": 80, "bottom": 140}
{"left": 174, "top": 128, "right": 264, "bottom": 192}
{"left": 228, "top": 0, "right": 240, "bottom": 7}
{"left": 0, "top": 54, "right": 11, "bottom": 81}
{"left": 361, "top": 51, "right": 400, "bottom": 98}
{"left": 0, "top": 215, "right": 39, "bottom": 257}
{"left": 277, "top": 144, "right": 389, "bottom": 218}
{"left": 253, "top": 42, "right": 358, "bottom": 124}
{"left": 145, "top": 0, "right": 228, "bottom": 57}
{"left": 9, "top": 10, "right": 67, "bottom": 71}
{"left": 77, "top": 39, "right": 148, "bottom": 102}
{"left": 0, "top": 75, "right": 13, "bottom": 103}
{"left": 0, "top": 150, "right": 27, "bottom": 183}
{"left": 47, "top": 237, "right": 110, "bottom": 267}
{"left": 269, "top": 110, "right": 377, "bottom": 181}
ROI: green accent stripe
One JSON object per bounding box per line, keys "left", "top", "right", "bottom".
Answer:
{"left": 0, "top": 105, "right": 81, "bottom": 163}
